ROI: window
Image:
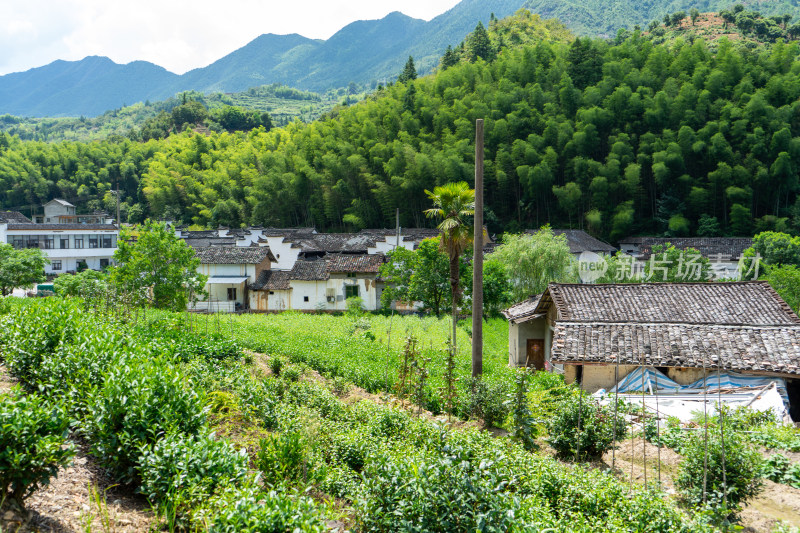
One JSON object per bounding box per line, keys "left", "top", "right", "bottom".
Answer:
{"left": 76, "top": 260, "right": 87, "bottom": 272}
{"left": 89, "top": 237, "right": 99, "bottom": 249}
{"left": 60, "top": 237, "right": 69, "bottom": 249}
{"left": 345, "top": 285, "right": 359, "bottom": 299}
{"left": 26, "top": 236, "right": 39, "bottom": 249}
{"left": 9, "top": 236, "right": 23, "bottom": 249}
{"left": 99, "top": 259, "right": 110, "bottom": 269}
{"left": 227, "top": 287, "right": 237, "bottom": 301}
{"left": 303, "top": 296, "right": 309, "bottom": 302}
{"left": 52, "top": 260, "right": 62, "bottom": 271}
{"left": 102, "top": 236, "right": 112, "bottom": 248}
{"left": 74, "top": 237, "right": 84, "bottom": 249}
{"left": 347, "top": 273, "right": 357, "bottom": 278}
{"left": 44, "top": 236, "right": 54, "bottom": 249}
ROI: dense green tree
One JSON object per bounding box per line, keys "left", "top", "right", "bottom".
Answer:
{"left": 440, "top": 46, "right": 459, "bottom": 70}
{"left": 110, "top": 220, "right": 206, "bottom": 310}
{"left": 397, "top": 56, "right": 417, "bottom": 84}
{"left": 52, "top": 269, "right": 107, "bottom": 298}
{"left": 0, "top": 244, "right": 48, "bottom": 296}
{"left": 379, "top": 239, "right": 449, "bottom": 316}
{"left": 468, "top": 22, "right": 495, "bottom": 62}
{"left": 490, "top": 227, "right": 576, "bottom": 302}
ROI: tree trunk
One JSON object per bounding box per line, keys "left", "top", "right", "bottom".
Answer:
{"left": 450, "top": 256, "right": 459, "bottom": 360}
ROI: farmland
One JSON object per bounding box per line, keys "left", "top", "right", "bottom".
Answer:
{"left": 0, "top": 298, "right": 716, "bottom": 532}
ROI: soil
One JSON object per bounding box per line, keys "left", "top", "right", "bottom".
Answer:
{"left": 599, "top": 437, "right": 800, "bottom": 531}
{"left": 0, "top": 367, "right": 154, "bottom": 533}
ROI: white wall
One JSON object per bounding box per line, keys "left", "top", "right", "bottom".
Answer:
{"left": 259, "top": 236, "right": 301, "bottom": 271}
{"left": 368, "top": 234, "right": 418, "bottom": 255}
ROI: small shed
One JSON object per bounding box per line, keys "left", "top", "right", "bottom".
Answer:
{"left": 503, "top": 282, "right": 800, "bottom": 413}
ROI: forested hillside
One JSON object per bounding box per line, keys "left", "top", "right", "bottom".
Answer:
{"left": 524, "top": 0, "right": 800, "bottom": 37}
{"left": 1, "top": 10, "right": 799, "bottom": 240}
{"left": 0, "top": 84, "right": 361, "bottom": 143}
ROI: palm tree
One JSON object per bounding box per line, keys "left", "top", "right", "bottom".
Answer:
{"left": 424, "top": 182, "right": 475, "bottom": 361}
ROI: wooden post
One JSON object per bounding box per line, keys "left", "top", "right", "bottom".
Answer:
{"left": 472, "top": 119, "right": 484, "bottom": 378}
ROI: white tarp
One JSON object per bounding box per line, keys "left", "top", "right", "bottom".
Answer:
{"left": 683, "top": 372, "right": 790, "bottom": 406}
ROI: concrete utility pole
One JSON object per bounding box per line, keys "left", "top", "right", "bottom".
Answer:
{"left": 472, "top": 119, "right": 484, "bottom": 378}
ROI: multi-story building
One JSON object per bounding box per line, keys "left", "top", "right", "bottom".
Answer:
{"left": 0, "top": 200, "right": 119, "bottom": 274}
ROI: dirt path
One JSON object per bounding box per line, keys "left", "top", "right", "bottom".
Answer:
{"left": 0, "top": 367, "right": 154, "bottom": 533}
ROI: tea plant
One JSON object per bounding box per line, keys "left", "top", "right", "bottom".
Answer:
{"left": 547, "top": 393, "right": 627, "bottom": 461}
{"left": 0, "top": 388, "right": 75, "bottom": 504}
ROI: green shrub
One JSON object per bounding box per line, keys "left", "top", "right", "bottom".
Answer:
{"left": 462, "top": 377, "right": 509, "bottom": 427}
{"left": 86, "top": 355, "right": 206, "bottom": 482}
{"left": 676, "top": 428, "right": 763, "bottom": 517}
{"left": 199, "top": 485, "right": 325, "bottom": 533}
{"left": 281, "top": 364, "right": 303, "bottom": 383}
{"left": 0, "top": 388, "right": 75, "bottom": 504}
{"left": 255, "top": 432, "right": 324, "bottom": 488}
{"left": 355, "top": 445, "right": 524, "bottom": 532}
{"left": 138, "top": 431, "right": 248, "bottom": 509}
{"left": 332, "top": 376, "right": 350, "bottom": 396}
{"left": 762, "top": 453, "right": 790, "bottom": 483}
{"left": 547, "top": 393, "right": 627, "bottom": 460}
{"left": 268, "top": 355, "right": 285, "bottom": 376}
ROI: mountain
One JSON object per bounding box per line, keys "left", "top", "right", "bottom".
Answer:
{"left": 0, "top": 57, "right": 179, "bottom": 117}
{"left": 523, "top": 0, "right": 800, "bottom": 37}
{"left": 0, "top": 0, "right": 525, "bottom": 118}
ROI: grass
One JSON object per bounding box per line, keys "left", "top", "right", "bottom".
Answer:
{"left": 182, "top": 312, "right": 513, "bottom": 411}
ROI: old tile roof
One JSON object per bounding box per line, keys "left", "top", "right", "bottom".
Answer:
{"left": 631, "top": 237, "right": 753, "bottom": 261}
{"left": 502, "top": 295, "right": 543, "bottom": 324}
{"left": 195, "top": 246, "right": 275, "bottom": 265}
{"left": 523, "top": 282, "right": 800, "bottom": 375}
{"left": 527, "top": 229, "right": 617, "bottom": 255}
{"left": 184, "top": 237, "right": 237, "bottom": 248}
{"left": 551, "top": 322, "right": 800, "bottom": 376}
{"left": 540, "top": 282, "right": 799, "bottom": 326}
{"left": 7, "top": 223, "right": 118, "bottom": 230}
{"left": 294, "top": 233, "right": 376, "bottom": 253}
{"left": 326, "top": 253, "right": 384, "bottom": 273}
{"left": 48, "top": 199, "right": 75, "bottom": 207}
{"left": 250, "top": 270, "right": 291, "bottom": 291}
{"left": 289, "top": 260, "right": 329, "bottom": 281}
{"left": 0, "top": 211, "right": 32, "bottom": 223}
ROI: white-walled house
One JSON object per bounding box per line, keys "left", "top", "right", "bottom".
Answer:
{"left": 249, "top": 254, "right": 384, "bottom": 312}
{"left": 193, "top": 246, "right": 275, "bottom": 313}
{"left": 1, "top": 206, "right": 118, "bottom": 274}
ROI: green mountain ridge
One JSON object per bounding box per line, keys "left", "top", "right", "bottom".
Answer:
{"left": 1, "top": 9, "right": 798, "bottom": 241}
{"left": 0, "top": 0, "right": 525, "bottom": 118}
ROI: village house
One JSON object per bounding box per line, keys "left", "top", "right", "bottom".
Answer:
{"left": 504, "top": 282, "right": 800, "bottom": 413}
{"left": 618, "top": 236, "right": 753, "bottom": 279}
{"left": 192, "top": 246, "right": 275, "bottom": 312}
{"left": 248, "top": 253, "right": 385, "bottom": 312}
{"left": 1, "top": 201, "right": 118, "bottom": 274}
{"left": 526, "top": 229, "right": 617, "bottom": 257}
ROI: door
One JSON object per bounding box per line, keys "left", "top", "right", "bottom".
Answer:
{"left": 526, "top": 339, "right": 545, "bottom": 370}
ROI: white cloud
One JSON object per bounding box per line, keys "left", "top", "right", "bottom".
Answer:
{"left": 0, "top": 0, "right": 462, "bottom": 75}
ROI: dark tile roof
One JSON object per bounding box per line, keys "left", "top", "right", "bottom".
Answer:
{"left": 195, "top": 246, "right": 275, "bottom": 265}
{"left": 551, "top": 322, "right": 800, "bottom": 376}
{"left": 539, "top": 282, "right": 799, "bottom": 326}
{"left": 182, "top": 230, "right": 221, "bottom": 238}
{"left": 294, "top": 233, "right": 377, "bottom": 253}
{"left": 7, "top": 223, "right": 118, "bottom": 230}
{"left": 183, "top": 237, "right": 237, "bottom": 248}
{"left": 251, "top": 270, "right": 291, "bottom": 291}
{"left": 260, "top": 227, "right": 316, "bottom": 237}
{"left": 0, "top": 211, "right": 32, "bottom": 223}
{"left": 358, "top": 228, "right": 440, "bottom": 240}
{"left": 502, "top": 294, "right": 543, "bottom": 324}
{"left": 326, "top": 254, "right": 384, "bottom": 273}
{"left": 631, "top": 237, "right": 752, "bottom": 261}
{"left": 551, "top": 229, "right": 617, "bottom": 255}
{"left": 289, "top": 260, "right": 329, "bottom": 281}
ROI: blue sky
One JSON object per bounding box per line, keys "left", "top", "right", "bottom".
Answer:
{"left": 0, "top": 0, "right": 461, "bottom": 75}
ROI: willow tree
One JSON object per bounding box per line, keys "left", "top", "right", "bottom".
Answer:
{"left": 491, "top": 226, "right": 576, "bottom": 302}
{"left": 424, "top": 182, "right": 475, "bottom": 357}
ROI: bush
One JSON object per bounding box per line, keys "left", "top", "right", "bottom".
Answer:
{"left": 86, "top": 355, "right": 206, "bottom": 482}
{"left": 355, "top": 445, "right": 523, "bottom": 532}
{"left": 676, "top": 428, "right": 763, "bottom": 516}
{"left": 462, "top": 377, "right": 509, "bottom": 427}
{"left": 138, "top": 431, "right": 248, "bottom": 510}
{"left": 281, "top": 364, "right": 303, "bottom": 383}
{"left": 0, "top": 388, "right": 75, "bottom": 504}
{"left": 197, "top": 484, "right": 325, "bottom": 533}
{"left": 268, "top": 355, "right": 285, "bottom": 376}
{"left": 255, "top": 432, "right": 324, "bottom": 488}
{"left": 547, "top": 393, "right": 627, "bottom": 460}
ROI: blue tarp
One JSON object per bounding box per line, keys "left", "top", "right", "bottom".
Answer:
{"left": 610, "top": 367, "right": 681, "bottom": 393}
{"left": 684, "top": 371, "right": 790, "bottom": 406}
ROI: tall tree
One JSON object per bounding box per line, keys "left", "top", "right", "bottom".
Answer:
{"left": 424, "top": 182, "right": 475, "bottom": 357}
{"left": 0, "top": 244, "right": 48, "bottom": 296}
{"left": 110, "top": 220, "right": 207, "bottom": 310}
{"left": 397, "top": 56, "right": 417, "bottom": 84}
{"left": 468, "top": 22, "right": 495, "bottom": 62}
{"left": 440, "top": 45, "right": 459, "bottom": 70}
